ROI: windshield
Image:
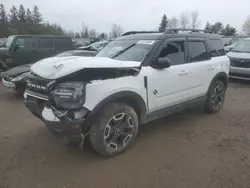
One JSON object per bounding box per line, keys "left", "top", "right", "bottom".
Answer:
{"left": 222, "top": 38, "right": 232, "bottom": 46}
{"left": 6, "top": 36, "right": 15, "bottom": 48}
{"left": 96, "top": 40, "right": 156, "bottom": 62}
{"left": 231, "top": 40, "right": 250, "bottom": 53}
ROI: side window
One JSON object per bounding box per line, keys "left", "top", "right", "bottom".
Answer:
{"left": 38, "top": 38, "right": 53, "bottom": 49}
{"left": 188, "top": 41, "right": 209, "bottom": 62}
{"left": 210, "top": 39, "right": 225, "bottom": 57}
{"left": 14, "top": 37, "right": 34, "bottom": 51}
{"left": 54, "top": 38, "right": 73, "bottom": 51}
{"left": 159, "top": 41, "right": 185, "bottom": 65}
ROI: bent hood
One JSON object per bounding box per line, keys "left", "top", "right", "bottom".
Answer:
{"left": 31, "top": 56, "right": 141, "bottom": 79}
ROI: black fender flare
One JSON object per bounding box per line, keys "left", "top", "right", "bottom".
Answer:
{"left": 208, "top": 72, "right": 229, "bottom": 93}
{"left": 88, "top": 91, "right": 147, "bottom": 124}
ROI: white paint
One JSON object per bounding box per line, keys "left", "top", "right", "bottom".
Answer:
{"left": 31, "top": 56, "right": 141, "bottom": 79}
{"left": 227, "top": 52, "right": 250, "bottom": 59}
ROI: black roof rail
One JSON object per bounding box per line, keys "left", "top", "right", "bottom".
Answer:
{"left": 122, "top": 31, "right": 161, "bottom": 36}
{"left": 164, "top": 28, "right": 212, "bottom": 34}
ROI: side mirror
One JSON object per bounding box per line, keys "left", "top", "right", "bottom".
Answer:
{"left": 153, "top": 57, "right": 171, "bottom": 69}
{"left": 13, "top": 44, "right": 19, "bottom": 52}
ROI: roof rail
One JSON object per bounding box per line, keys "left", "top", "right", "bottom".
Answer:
{"left": 164, "top": 29, "right": 212, "bottom": 34}
{"left": 122, "top": 31, "right": 161, "bottom": 36}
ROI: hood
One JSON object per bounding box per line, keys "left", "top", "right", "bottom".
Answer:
{"left": 2, "top": 64, "right": 32, "bottom": 77}
{"left": 227, "top": 51, "right": 250, "bottom": 59}
{"left": 0, "top": 47, "right": 8, "bottom": 56}
{"left": 31, "top": 56, "right": 141, "bottom": 79}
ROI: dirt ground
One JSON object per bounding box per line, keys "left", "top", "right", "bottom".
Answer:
{"left": 1, "top": 80, "right": 250, "bottom": 188}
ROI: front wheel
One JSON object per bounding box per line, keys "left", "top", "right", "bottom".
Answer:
{"left": 204, "top": 80, "right": 226, "bottom": 113}
{"left": 89, "top": 103, "right": 139, "bottom": 157}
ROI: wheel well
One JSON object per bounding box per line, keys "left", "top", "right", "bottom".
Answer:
{"left": 114, "top": 97, "right": 143, "bottom": 123}
{"left": 216, "top": 74, "right": 228, "bottom": 88}
{"left": 89, "top": 91, "right": 147, "bottom": 125}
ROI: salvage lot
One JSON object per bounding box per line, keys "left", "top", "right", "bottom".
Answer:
{"left": 1, "top": 80, "right": 250, "bottom": 188}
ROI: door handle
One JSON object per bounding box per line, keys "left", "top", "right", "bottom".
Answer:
{"left": 179, "top": 70, "right": 189, "bottom": 75}
{"left": 208, "top": 65, "right": 215, "bottom": 70}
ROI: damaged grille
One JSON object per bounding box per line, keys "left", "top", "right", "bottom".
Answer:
{"left": 26, "top": 73, "right": 52, "bottom": 94}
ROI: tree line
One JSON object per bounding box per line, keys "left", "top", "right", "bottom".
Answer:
{"left": 0, "top": 4, "right": 64, "bottom": 37}
{"left": 158, "top": 11, "right": 250, "bottom": 36}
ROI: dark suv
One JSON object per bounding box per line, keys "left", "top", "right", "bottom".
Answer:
{"left": 0, "top": 35, "right": 75, "bottom": 71}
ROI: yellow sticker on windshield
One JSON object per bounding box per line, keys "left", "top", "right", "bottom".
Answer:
{"left": 137, "top": 40, "right": 155, "bottom": 45}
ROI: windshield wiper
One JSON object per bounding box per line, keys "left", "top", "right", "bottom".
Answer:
{"left": 110, "top": 43, "right": 136, "bottom": 58}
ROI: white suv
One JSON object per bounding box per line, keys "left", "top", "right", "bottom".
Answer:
{"left": 24, "top": 29, "right": 230, "bottom": 157}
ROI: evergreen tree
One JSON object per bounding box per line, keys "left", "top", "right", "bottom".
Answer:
{"left": 18, "top": 4, "right": 26, "bottom": 23}
{"left": 26, "top": 8, "right": 33, "bottom": 24}
{"left": 159, "top": 14, "right": 168, "bottom": 32}
{"left": 221, "top": 24, "right": 237, "bottom": 36}
{"left": 9, "top": 6, "right": 18, "bottom": 24}
{"left": 204, "top": 21, "right": 212, "bottom": 31}
{"left": 32, "top": 5, "right": 42, "bottom": 25}
{"left": 0, "top": 4, "right": 8, "bottom": 24}
{"left": 0, "top": 4, "right": 9, "bottom": 37}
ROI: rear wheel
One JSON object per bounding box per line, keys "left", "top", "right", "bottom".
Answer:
{"left": 89, "top": 103, "right": 139, "bottom": 157}
{"left": 204, "top": 80, "right": 226, "bottom": 113}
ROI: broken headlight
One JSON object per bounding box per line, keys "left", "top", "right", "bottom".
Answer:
{"left": 51, "top": 82, "right": 85, "bottom": 110}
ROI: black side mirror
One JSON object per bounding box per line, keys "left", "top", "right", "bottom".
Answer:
{"left": 155, "top": 57, "right": 171, "bottom": 69}
{"left": 14, "top": 44, "right": 19, "bottom": 52}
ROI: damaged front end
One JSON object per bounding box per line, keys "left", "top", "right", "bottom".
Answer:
{"left": 24, "top": 67, "right": 139, "bottom": 142}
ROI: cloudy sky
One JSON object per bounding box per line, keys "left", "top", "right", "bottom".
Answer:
{"left": 3, "top": 0, "right": 250, "bottom": 34}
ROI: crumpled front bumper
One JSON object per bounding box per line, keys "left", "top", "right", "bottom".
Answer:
{"left": 24, "top": 91, "right": 89, "bottom": 141}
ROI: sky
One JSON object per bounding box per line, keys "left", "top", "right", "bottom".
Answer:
{"left": 2, "top": 0, "right": 250, "bottom": 34}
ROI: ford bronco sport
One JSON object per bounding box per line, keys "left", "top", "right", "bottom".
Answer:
{"left": 24, "top": 29, "right": 230, "bottom": 157}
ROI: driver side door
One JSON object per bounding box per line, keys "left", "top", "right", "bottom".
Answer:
{"left": 143, "top": 38, "right": 195, "bottom": 113}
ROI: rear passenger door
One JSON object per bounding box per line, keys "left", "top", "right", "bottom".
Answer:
{"left": 36, "top": 37, "right": 55, "bottom": 61}
{"left": 186, "top": 38, "right": 214, "bottom": 97}
{"left": 54, "top": 38, "right": 74, "bottom": 54}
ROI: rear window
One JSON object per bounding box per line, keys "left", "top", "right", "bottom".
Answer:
{"left": 188, "top": 41, "right": 210, "bottom": 62}
{"left": 38, "top": 38, "right": 53, "bottom": 49}
{"left": 54, "top": 38, "right": 73, "bottom": 51}
{"left": 209, "top": 39, "right": 225, "bottom": 57}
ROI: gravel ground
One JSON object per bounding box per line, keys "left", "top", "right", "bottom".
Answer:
{"left": 1, "top": 80, "right": 250, "bottom": 188}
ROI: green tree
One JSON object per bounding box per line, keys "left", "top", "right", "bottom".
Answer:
{"left": 211, "top": 22, "right": 223, "bottom": 34}
{"left": 32, "top": 5, "right": 42, "bottom": 25}
{"left": 0, "top": 4, "right": 9, "bottom": 37}
{"left": 159, "top": 14, "right": 168, "bottom": 32}
{"left": 221, "top": 24, "right": 237, "bottom": 36}
{"left": 18, "top": 4, "right": 26, "bottom": 23}
{"left": 204, "top": 21, "right": 212, "bottom": 32}
{"left": 26, "top": 8, "right": 33, "bottom": 24}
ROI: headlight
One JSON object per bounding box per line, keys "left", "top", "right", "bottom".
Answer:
{"left": 12, "top": 72, "right": 29, "bottom": 82}
{"left": 51, "top": 82, "right": 85, "bottom": 110}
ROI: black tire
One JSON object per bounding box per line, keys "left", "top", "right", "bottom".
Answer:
{"left": 89, "top": 102, "right": 139, "bottom": 157}
{"left": 204, "top": 80, "right": 226, "bottom": 113}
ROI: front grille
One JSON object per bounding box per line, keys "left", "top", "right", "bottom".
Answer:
{"left": 230, "top": 59, "right": 250, "bottom": 68}
{"left": 26, "top": 73, "right": 52, "bottom": 95}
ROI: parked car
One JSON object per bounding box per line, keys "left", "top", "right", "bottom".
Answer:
{"left": 228, "top": 38, "right": 250, "bottom": 80}
{"left": 1, "top": 50, "right": 97, "bottom": 94}
{"left": 24, "top": 29, "right": 229, "bottom": 157}
{"left": 78, "top": 40, "right": 109, "bottom": 52}
{"left": 0, "top": 35, "right": 76, "bottom": 72}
